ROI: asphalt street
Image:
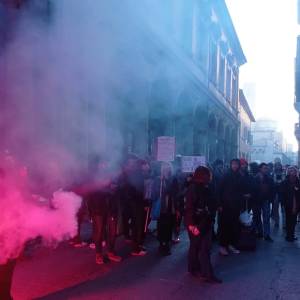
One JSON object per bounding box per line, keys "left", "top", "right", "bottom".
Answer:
{"left": 12, "top": 220, "right": 300, "bottom": 300}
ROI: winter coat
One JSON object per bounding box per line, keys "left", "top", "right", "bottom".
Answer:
{"left": 152, "top": 176, "right": 179, "bottom": 215}
{"left": 254, "top": 173, "right": 274, "bottom": 204}
{"left": 240, "top": 171, "right": 256, "bottom": 211}
{"left": 119, "top": 170, "right": 144, "bottom": 208}
{"left": 218, "top": 170, "right": 244, "bottom": 215}
{"left": 281, "top": 177, "right": 300, "bottom": 213}
{"left": 185, "top": 183, "right": 215, "bottom": 235}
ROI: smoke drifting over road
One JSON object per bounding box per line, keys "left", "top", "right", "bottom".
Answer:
{"left": 0, "top": 1, "right": 190, "bottom": 261}
{"left": 0, "top": 0, "right": 182, "bottom": 179}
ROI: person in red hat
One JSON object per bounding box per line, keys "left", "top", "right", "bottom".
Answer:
{"left": 185, "top": 166, "right": 222, "bottom": 284}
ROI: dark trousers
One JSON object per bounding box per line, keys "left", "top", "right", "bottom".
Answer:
{"left": 92, "top": 214, "right": 107, "bottom": 254}
{"left": 122, "top": 205, "right": 132, "bottom": 239}
{"left": 173, "top": 212, "right": 182, "bottom": 238}
{"left": 188, "top": 229, "right": 214, "bottom": 278}
{"left": 0, "top": 259, "right": 17, "bottom": 300}
{"left": 130, "top": 202, "right": 145, "bottom": 252}
{"left": 253, "top": 201, "right": 271, "bottom": 237}
{"left": 157, "top": 213, "right": 174, "bottom": 246}
{"left": 71, "top": 204, "right": 86, "bottom": 243}
{"left": 219, "top": 211, "right": 240, "bottom": 247}
{"left": 107, "top": 216, "right": 118, "bottom": 253}
{"left": 285, "top": 209, "right": 297, "bottom": 239}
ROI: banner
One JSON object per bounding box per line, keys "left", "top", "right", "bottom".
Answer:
{"left": 181, "top": 156, "right": 206, "bottom": 173}
{"left": 156, "top": 136, "right": 175, "bottom": 162}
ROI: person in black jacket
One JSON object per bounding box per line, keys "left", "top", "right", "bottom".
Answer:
{"left": 253, "top": 163, "right": 274, "bottom": 242}
{"left": 281, "top": 166, "right": 300, "bottom": 242}
{"left": 185, "top": 166, "right": 222, "bottom": 284}
{"left": 218, "top": 159, "right": 243, "bottom": 256}
{"left": 152, "top": 162, "right": 179, "bottom": 256}
{"left": 240, "top": 158, "right": 256, "bottom": 213}
{"left": 84, "top": 157, "right": 122, "bottom": 264}
{"left": 121, "top": 156, "right": 147, "bottom": 256}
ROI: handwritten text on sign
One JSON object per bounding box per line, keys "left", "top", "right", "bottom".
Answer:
{"left": 156, "top": 136, "right": 175, "bottom": 162}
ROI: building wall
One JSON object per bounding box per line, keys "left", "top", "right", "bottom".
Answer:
{"left": 239, "top": 105, "right": 252, "bottom": 161}
{"left": 251, "top": 120, "right": 291, "bottom": 164}
{"left": 0, "top": 0, "right": 245, "bottom": 166}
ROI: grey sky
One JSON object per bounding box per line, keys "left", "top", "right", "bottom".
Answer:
{"left": 226, "top": 0, "right": 299, "bottom": 148}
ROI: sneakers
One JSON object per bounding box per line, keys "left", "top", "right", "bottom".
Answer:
{"left": 107, "top": 252, "right": 122, "bottom": 263}
{"left": 89, "top": 243, "right": 96, "bottom": 249}
{"left": 73, "top": 242, "right": 88, "bottom": 248}
{"left": 96, "top": 254, "right": 104, "bottom": 265}
{"left": 228, "top": 245, "right": 240, "bottom": 254}
{"left": 173, "top": 237, "right": 181, "bottom": 244}
{"left": 131, "top": 250, "right": 147, "bottom": 256}
{"left": 219, "top": 247, "right": 229, "bottom": 256}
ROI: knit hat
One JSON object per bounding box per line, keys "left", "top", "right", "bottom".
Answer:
{"left": 240, "top": 158, "right": 248, "bottom": 166}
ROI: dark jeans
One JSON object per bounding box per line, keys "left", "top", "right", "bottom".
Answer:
{"left": 173, "top": 212, "right": 183, "bottom": 239}
{"left": 253, "top": 200, "right": 271, "bottom": 237}
{"left": 71, "top": 203, "right": 86, "bottom": 243}
{"left": 285, "top": 209, "right": 297, "bottom": 239}
{"left": 122, "top": 205, "right": 132, "bottom": 239}
{"left": 0, "top": 259, "right": 17, "bottom": 300}
{"left": 130, "top": 202, "right": 145, "bottom": 252}
{"left": 188, "top": 229, "right": 214, "bottom": 278}
{"left": 157, "top": 213, "right": 174, "bottom": 246}
{"left": 107, "top": 216, "right": 118, "bottom": 253}
{"left": 91, "top": 214, "right": 107, "bottom": 254}
{"left": 219, "top": 211, "right": 240, "bottom": 247}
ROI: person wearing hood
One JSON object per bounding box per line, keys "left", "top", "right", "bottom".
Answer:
{"left": 281, "top": 166, "right": 300, "bottom": 242}
{"left": 185, "top": 166, "right": 222, "bottom": 284}
{"left": 218, "top": 159, "right": 244, "bottom": 256}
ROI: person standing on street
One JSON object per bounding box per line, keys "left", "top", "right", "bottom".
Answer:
{"left": 272, "top": 162, "right": 285, "bottom": 228}
{"left": 185, "top": 166, "right": 222, "bottom": 284}
{"left": 218, "top": 159, "right": 243, "bottom": 256}
{"left": 281, "top": 166, "right": 300, "bottom": 242}
{"left": 240, "top": 159, "right": 255, "bottom": 212}
{"left": 153, "top": 162, "right": 179, "bottom": 256}
{"left": 253, "top": 163, "right": 274, "bottom": 242}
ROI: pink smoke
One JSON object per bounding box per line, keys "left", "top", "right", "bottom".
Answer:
{"left": 0, "top": 158, "right": 82, "bottom": 264}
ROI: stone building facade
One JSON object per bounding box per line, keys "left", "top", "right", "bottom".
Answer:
{"left": 238, "top": 89, "right": 255, "bottom": 161}
{"left": 0, "top": 0, "right": 246, "bottom": 166}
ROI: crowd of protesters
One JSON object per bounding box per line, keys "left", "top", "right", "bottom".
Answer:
{"left": 67, "top": 154, "right": 300, "bottom": 284}
{"left": 1, "top": 152, "right": 300, "bottom": 300}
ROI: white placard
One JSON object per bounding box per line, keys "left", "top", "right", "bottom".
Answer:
{"left": 156, "top": 136, "right": 176, "bottom": 162}
{"left": 181, "top": 156, "right": 206, "bottom": 173}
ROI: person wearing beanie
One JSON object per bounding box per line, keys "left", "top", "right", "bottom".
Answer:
{"left": 185, "top": 166, "right": 222, "bottom": 284}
